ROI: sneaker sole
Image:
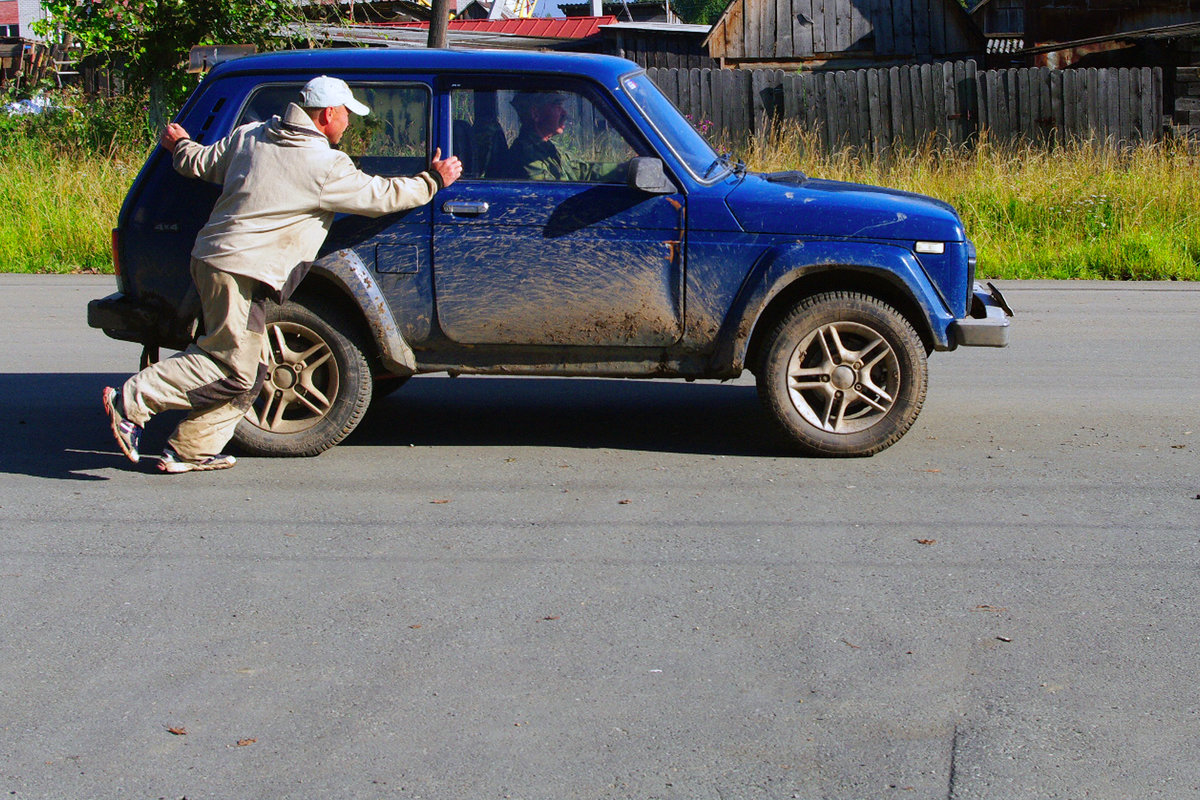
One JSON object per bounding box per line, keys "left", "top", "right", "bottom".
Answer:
{"left": 157, "top": 456, "right": 236, "bottom": 474}
{"left": 102, "top": 387, "right": 139, "bottom": 463}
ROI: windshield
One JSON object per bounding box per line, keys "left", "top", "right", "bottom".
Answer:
{"left": 621, "top": 71, "right": 726, "bottom": 182}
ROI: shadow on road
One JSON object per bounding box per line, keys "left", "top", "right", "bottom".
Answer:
{"left": 0, "top": 373, "right": 142, "bottom": 481}
{"left": 0, "top": 374, "right": 788, "bottom": 481}
{"left": 351, "top": 376, "right": 788, "bottom": 457}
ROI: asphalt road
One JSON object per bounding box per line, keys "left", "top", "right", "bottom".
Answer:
{"left": 1, "top": 276, "right": 1197, "bottom": 800}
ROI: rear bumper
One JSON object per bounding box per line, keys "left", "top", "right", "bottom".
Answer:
{"left": 950, "top": 282, "right": 1012, "bottom": 348}
{"left": 88, "top": 292, "right": 193, "bottom": 348}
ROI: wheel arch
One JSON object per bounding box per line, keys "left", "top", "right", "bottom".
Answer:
{"left": 302, "top": 249, "right": 417, "bottom": 376}
{"left": 744, "top": 267, "right": 937, "bottom": 376}
{"left": 709, "top": 240, "right": 950, "bottom": 377}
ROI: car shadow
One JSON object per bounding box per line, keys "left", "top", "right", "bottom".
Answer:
{"left": 0, "top": 374, "right": 790, "bottom": 481}
{"left": 349, "top": 376, "right": 791, "bottom": 457}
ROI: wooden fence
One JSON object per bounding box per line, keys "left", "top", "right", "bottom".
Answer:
{"left": 647, "top": 61, "right": 1165, "bottom": 151}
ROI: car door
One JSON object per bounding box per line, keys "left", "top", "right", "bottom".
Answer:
{"left": 432, "top": 78, "right": 685, "bottom": 347}
{"left": 237, "top": 80, "right": 438, "bottom": 344}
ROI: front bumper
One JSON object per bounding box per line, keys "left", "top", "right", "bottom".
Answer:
{"left": 949, "top": 282, "right": 1012, "bottom": 347}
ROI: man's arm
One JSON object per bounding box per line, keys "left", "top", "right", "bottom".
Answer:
{"left": 319, "top": 148, "right": 461, "bottom": 217}
{"left": 164, "top": 123, "right": 235, "bottom": 185}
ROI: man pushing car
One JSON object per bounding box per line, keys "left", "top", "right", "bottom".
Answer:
{"left": 103, "top": 75, "right": 461, "bottom": 473}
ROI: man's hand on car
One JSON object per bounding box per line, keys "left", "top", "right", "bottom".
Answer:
{"left": 160, "top": 123, "right": 190, "bottom": 154}
{"left": 430, "top": 147, "right": 463, "bottom": 188}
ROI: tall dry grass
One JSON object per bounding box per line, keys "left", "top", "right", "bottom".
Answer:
{"left": 740, "top": 124, "right": 1200, "bottom": 280}
{"left": 0, "top": 137, "right": 141, "bottom": 273}
{"left": 3, "top": 101, "right": 1199, "bottom": 279}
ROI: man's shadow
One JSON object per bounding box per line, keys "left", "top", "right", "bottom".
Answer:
{"left": 0, "top": 374, "right": 788, "bottom": 480}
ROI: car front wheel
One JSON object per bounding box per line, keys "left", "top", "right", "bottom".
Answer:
{"left": 231, "top": 298, "right": 373, "bottom": 457}
{"left": 756, "top": 291, "right": 928, "bottom": 457}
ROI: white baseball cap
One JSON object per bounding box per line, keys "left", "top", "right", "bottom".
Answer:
{"left": 299, "top": 75, "right": 371, "bottom": 116}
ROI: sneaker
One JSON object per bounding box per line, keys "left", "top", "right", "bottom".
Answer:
{"left": 102, "top": 386, "right": 141, "bottom": 463}
{"left": 157, "top": 447, "right": 236, "bottom": 474}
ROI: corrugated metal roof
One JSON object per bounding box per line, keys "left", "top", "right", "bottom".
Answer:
{"left": 387, "top": 15, "right": 617, "bottom": 39}
{"left": 597, "top": 21, "right": 710, "bottom": 34}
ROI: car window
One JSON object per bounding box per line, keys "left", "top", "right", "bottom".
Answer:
{"left": 621, "top": 71, "right": 722, "bottom": 182}
{"left": 449, "top": 83, "right": 639, "bottom": 183}
{"left": 235, "top": 82, "right": 429, "bottom": 177}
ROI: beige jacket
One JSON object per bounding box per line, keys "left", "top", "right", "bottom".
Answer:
{"left": 173, "top": 103, "right": 440, "bottom": 291}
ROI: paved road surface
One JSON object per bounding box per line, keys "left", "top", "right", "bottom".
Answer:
{"left": 1, "top": 276, "right": 1197, "bottom": 800}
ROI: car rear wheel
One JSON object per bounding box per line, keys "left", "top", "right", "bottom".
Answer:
{"left": 231, "top": 298, "right": 373, "bottom": 457}
{"left": 756, "top": 291, "right": 927, "bottom": 457}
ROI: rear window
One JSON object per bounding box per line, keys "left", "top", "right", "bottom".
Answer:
{"left": 235, "top": 82, "right": 430, "bottom": 177}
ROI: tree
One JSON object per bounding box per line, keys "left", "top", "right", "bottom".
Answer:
{"left": 671, "top": 0, "right": 729, "bottom": 26}
{"left": 34, "top": 0, "right": 303, "bottom": 128}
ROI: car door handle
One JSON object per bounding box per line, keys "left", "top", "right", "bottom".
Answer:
{"left": 442, "top": 201, "right": 490, "bottom": 215}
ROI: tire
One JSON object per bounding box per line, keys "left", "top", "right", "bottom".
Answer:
{"left": 756, "top": 291, "right": 927, "bottom": 457}
{"left": 231, "top": 298, "right": 373, "bottom": 457}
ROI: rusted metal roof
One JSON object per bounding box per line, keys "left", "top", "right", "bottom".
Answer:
{"left": 388, "top": 15, "right": 617, "bottom": 39}
{"left": 1023, "top": 20, "right": 1200, "bottom": 55}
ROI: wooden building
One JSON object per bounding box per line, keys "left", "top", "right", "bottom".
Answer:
{"left": 970, "top": 0, "right": 1023, "bottom": 36}
{"left": 1023, "top": 0, "right": 1200, "bottom": 68}
{"left": 704, "top": 0, "right": 986, "bottom": 68}
{"left": 594, "top": 21, "right": 717, "bottom": 68}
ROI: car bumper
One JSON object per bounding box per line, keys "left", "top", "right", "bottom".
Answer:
{"left": 88, "top": 292, "right": 192, "bottom": 348}
{"left": 950, "top": 282, "right": 1012, "bottom": 348}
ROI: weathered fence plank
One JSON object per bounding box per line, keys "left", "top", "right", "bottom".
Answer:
{"left": 646, "top": 60, "right": 1166, "bottom": 152}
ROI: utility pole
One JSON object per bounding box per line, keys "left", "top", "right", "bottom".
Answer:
{"left": 428, "top": 0, "right": 451, "bottom": 48}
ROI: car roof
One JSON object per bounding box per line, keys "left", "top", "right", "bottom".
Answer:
{"left": 207, "top": 48, "right": 644, "bottom": 86}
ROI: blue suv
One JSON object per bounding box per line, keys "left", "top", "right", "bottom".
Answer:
{"left": 88, "top": 48, "right": 1011, "bottom": 457}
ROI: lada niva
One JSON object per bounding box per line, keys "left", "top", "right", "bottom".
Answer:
{"left": 88, "top": 48, "right": 1011, "bottom": 458}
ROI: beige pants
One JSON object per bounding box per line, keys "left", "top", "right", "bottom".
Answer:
{"left": 121, "top": 259, "right": 267, "bottom": 460}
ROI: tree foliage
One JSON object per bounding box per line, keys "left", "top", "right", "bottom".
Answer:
{"left": 671, "top": 0, "right": 730, "bottom": 26}
{"left": 34, "top": 0, "right": 303, "bottom": 124}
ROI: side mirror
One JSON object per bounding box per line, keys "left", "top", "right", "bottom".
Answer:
{"left": 626, "top": 157, "right": 678, "bottom": 195}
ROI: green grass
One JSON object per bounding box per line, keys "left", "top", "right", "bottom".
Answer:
{"left": 741, "top": 125, "right": 1200, "bottom": 280}
{"left": 3, "top": 99, "right": 1199, "bottom": 279}
{"left": 0, "top": 137, "right": 142, "bottom": 273}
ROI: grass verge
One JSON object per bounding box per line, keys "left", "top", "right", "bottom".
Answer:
{"left": 742, "top": 126, "right": 1200, "bottom": 280}
{"left": 2, "top": 98, "right": 1198, "bottom": 279}
{"left": 1, "top": 88, "right": 150, "bottom": 274}
{"left": 0, "top": 137, "right": 141, "bottom": 273}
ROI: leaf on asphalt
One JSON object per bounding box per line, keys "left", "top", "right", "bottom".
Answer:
{"left": 971, "top": 605, "right": 1007, "bottom": 612}
{"left": 915, "top": 538, "right": 937, "bottom": 545}
{"left": 409, "top": 624, "right": 422, "bottom": 629}
{"left": 236, "top": 738, "right": 257, "bottom": 747}
{"left": 430, "top": 499, "right": 451, "bottom": 504}
{"left": 618, "top": 499, "right": 631, "bottom": 504}
{"left": 167, "top": 726, "right": 187, "bottom": 736}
